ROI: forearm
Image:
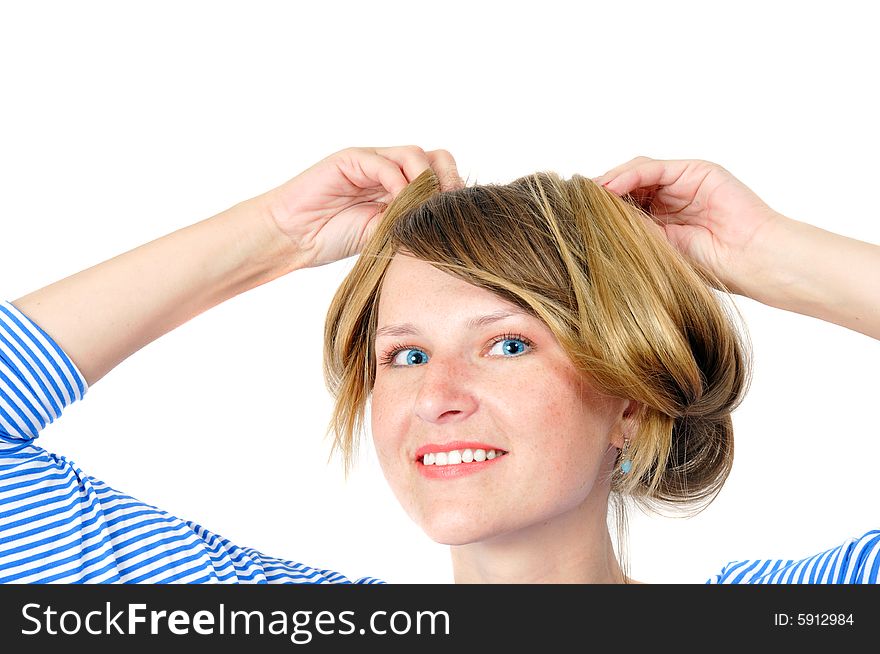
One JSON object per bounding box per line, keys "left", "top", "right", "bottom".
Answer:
{"left": 743, "top": 214, "right": 880, "bottom": 340}
{"left": 12, "top": 195, "right": 300, "bottom": 387}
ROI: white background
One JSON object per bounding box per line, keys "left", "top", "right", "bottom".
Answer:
{"left": 1, "top": 1, "right": 877, "bottom": 584}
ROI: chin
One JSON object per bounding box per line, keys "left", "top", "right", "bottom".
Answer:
{"left": 416, "top": 511, "right": 508, "bottom": 546}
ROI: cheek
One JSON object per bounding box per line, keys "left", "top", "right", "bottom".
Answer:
{"left": 512, "top": 368, "right": 612, "bottom": 486}
{"left": 514, "top": 367, "right": 593, "bottom": 445}
{"left": 369, "top": 382, "right": 429, "bottom": 525}
{"left": 369, "top": 382, "right": 408, "bottom": 477}
{"left": 370, "top": 379, "right": 396, "bottom": 438}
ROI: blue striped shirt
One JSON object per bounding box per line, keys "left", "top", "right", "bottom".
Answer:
{"left": 706, "top": 529, "right": 880, "bottom": 583}
{"left": 0, "top": 300, "right": 382, "bottom": 584}
{"left": 1, "top": 299, "right": 877, "bottom": 584}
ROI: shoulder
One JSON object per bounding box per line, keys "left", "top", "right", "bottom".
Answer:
{"left": 706, "top": 529, "right": 880, "bottom": 584}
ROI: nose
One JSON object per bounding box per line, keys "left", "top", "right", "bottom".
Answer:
{"left": 413, "top": 355, "right": 479, "bottom": 424}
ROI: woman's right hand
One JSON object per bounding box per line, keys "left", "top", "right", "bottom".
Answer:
{"left": 592, "top": 157, "right": 785, "bottom": 297}
{"left": 264, "top": 145, "right": 463, "bottom": 269}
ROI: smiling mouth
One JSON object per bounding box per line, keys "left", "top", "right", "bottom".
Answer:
{"left": 418, "top": 448, "right": 509, "bottom": 466}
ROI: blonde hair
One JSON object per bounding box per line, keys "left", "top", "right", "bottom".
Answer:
{"left": 323, "top": 167, "right": 753, "bottom": 580}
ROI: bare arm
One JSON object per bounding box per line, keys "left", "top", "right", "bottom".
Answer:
{"left": 9, "top": 146, "right": 460, "bottom": 389}
{"left": 12, "top": 195, "right": 299, "bottom": 387}
{"left": 742, "top": 214, "right": 880, "bottom": 341}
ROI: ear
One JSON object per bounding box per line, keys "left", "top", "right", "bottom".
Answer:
{"left": 610, "top": 399, "right": 640, "bottom": 450}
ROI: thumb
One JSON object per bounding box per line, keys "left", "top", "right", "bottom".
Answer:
{"left": 444, "top": 167, "right": 465, "bottom": 191}
{"left": 363, "top": 207, "right": 385, "bottom": 244}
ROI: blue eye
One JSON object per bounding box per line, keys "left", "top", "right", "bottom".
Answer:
{"left": 387, "top": 348, "right": 429, "bottom": 367}
{"left": 488, "top": 337, "right": 530, "bottom": 357}
{"left": 378, "top": 333, "right": 534, "bottom": 368}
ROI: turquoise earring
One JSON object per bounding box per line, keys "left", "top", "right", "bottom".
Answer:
{"left": 619, "top": 437, "right": 632, "bottom": 474}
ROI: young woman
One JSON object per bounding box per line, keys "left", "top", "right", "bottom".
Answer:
{"left": 1, "top": 146, "right": 877, "bottom": 583}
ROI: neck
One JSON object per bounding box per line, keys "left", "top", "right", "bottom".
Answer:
{"left": 449, "top": 488, "right": 629, "bottom": 584}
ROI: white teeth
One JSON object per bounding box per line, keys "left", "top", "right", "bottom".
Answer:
{"left": 421, "top": 448, "right": 505, "bottom": 466}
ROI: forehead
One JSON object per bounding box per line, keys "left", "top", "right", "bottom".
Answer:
{"left": 378, "top": 254, "right": 514, "bottom": 316}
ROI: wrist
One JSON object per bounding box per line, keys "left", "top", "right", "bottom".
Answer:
{"left": 735, "top": 213, "right": 813, "bottom": 308}
{"left": 739, "top": 214, "right": 840, "bottom": 310}
{"left": 226, "top": 193, "right": 308, "bottom": 283}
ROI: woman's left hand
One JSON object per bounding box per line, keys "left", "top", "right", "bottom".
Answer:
{"left": 594, "top": 156, "right": 880, "bottom": 341}
{"left": 592, "top": 156, "right": 784, "bottom": 297}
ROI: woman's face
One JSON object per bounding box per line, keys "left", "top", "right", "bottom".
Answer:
{"left": 370, "top": 253, "right": 633, "bottom": 546}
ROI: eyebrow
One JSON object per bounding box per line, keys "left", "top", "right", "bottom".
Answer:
{"left": 375, "top": 309, "right": 532, "bottom": 340}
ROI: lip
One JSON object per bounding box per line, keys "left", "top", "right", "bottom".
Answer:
{"left": 414, "top": 441, "right": 506, "bottom": 460}
{"left": 417, "top": 453, "right": 508, "bottom": 480}
{"left": 413, "top": 441, "right": 509, "bottom": 481}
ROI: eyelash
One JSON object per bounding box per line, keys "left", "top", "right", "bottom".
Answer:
{"left": 377, "top": 332, "right": 535, "bottom": 369}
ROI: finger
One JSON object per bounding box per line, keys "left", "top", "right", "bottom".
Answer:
{"left": 592, "top": 155, "right": 655, "bottom": 184}
{"left": 626, "top": 186, "right": 660, "bottom": 209}
{"left": 349, "top": 154, "right": 410, "bottom": 198}
{"left": 372, "top": 145, "right": 435, "bottom": 185}
{"left": 425, "top": 149, "right": 465, "bottom": 191}
{"left": 600, "top": 159, "right": 692, "bottom": 196}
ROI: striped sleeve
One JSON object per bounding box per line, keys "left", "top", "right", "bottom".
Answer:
{"left": 0, "top": 301, "right": 87, "bottom": 442}
{"left": 706, "top": 529, "right": 880, "bottom": 584}
{"left": 0, "top": 300, "right": 384, "bottom": 584}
